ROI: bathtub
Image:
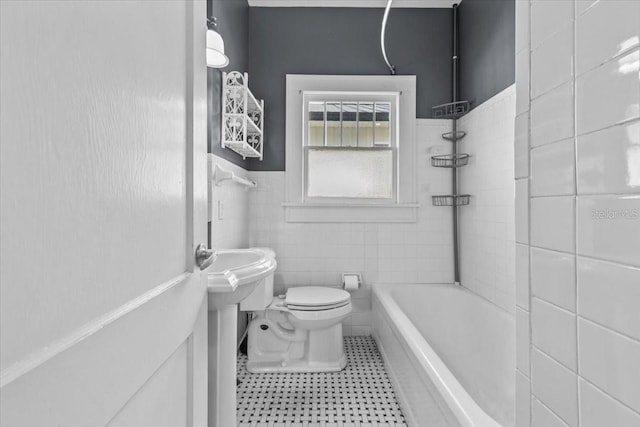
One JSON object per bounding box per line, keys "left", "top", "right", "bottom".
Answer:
{"left": 372, "top": 283, "right": 515, "bottom": 427}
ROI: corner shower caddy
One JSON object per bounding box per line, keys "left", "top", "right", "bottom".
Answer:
{"left": 431, "top": 100, "right": 471, "bottom": 207}
{"left": 430, "top": 3, "right": 469, "bottom": 286}
{"left": 222, "top": 71, "right": 264, "bottom": 160}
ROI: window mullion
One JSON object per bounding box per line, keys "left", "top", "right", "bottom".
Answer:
{"left": 323, "top": 102, "right": 327, "bottom": 147}
{"left": 356, "top": 101, "right": 360, "bottom": 148}
{"left": 339, "top": 101, "right": 343, "bottom": 147}
{"left": 373, "top": 102, "right": 376, "bottom": 146}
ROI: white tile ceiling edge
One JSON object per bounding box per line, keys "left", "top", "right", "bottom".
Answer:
{"left": 248, "top": 0, "right": 461, "bottom": 8}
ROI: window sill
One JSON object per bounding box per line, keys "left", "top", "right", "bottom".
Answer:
{"left": 282, "top": 203, "right": 419, "bottom": 223}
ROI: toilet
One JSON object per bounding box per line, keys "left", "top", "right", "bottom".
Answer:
{"left": 240, "top": 249, "right": 352, "bottom": 373}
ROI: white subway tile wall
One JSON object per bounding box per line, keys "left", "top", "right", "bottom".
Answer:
{"left": 530, "top": 138, "right": 575, "bottom": 196}
{"left": 530, "top": 81, "right": 574, "bottom": 147}
{"left": 515, "top": 0, "right": 640, "bottom": 425}
{"left": 248, "top": 120, "right": 455, "bottom": 336}
{"left": 578, "top": 379, "right": 640, "bottom": 427}
{"left": 515, "top": 243, "right": 530, "bottom": 310}
{"left": 516, "top": 307, "right": 531, "bottom": 376}
{"left": 576, "top": 121, "right": 640, "bottom": 195}
{"left": 458, "top": 86, "right": 517, "bottom": 313}
{"left": 209, "top": 156, "right": 251, "bottom": 250}
{"left": 515, "top": 112, "right": 530, "bottom": 178}
{"left": 530, "top": 196, "right": 575, "bottom": 253}
{"left": 531, "top": 348, "right": 579, "bottom": 426}
{"left": 531, "top": 298, "right": 577, "bottom": 372}
{"left": 530, "top": 247, "right": 576, "bottom": 311}
{"left": 516, "top": 371, "right": 532, "bottom": 426}
{"left": 531, "top": 397, "right": 571, "bottom": 427}
{"left": 530, "top": 24, "right": 574, "bottom": 99}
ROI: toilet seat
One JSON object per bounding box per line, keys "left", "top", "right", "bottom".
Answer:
{"left": 286, "top": 301, "right": 352, "bottom": 321}
{"left": 286, "top": 300, "right": 350, "bottom": 311}
{"left": 285, "top": 286, "right": 350, "bottom": 311}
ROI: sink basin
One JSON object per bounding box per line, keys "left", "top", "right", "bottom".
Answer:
{"left": 204, "top": 249, "right": 277, "bottom": 310}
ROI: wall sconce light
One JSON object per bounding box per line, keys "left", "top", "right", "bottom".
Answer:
{"left": 207, "top": 17, "right": 229, "bottom": 68}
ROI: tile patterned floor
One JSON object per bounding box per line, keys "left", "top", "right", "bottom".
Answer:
{"left": 237, "top": 336, "right": 408, "bottom": 427}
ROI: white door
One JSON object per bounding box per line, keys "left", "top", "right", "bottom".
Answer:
{"left": 0, "top": 1, "right": 209, "bottom": 426}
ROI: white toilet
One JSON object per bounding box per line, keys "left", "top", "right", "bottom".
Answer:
{"left": 240, "top": 249, "right": 352, "bottom": 373}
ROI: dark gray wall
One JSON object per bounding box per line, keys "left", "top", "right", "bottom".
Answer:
{"left": 458, "top": 0, "right": 515, "bottom": 110}
{"left": 246, "top": 7, "right": 453, "bottom": 171}
{"left": 208, "top": 0, "right": 250, "bottom": 168}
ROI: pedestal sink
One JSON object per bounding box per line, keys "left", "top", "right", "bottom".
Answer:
{"left": 205, "top": 249, "right": 276, "bottom": 309}
{"left": 203, "top": 248, "right": 277, "bottom": 427}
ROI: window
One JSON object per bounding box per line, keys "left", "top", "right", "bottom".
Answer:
{"left": 285, "top": 75, "right": 417, "bottom": 223}
{"left": 304, "top": 95, "right": 397, "bottom": 202}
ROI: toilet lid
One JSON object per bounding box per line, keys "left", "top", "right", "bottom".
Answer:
{"left": 285, "top": 286, "right": 350, "bottom": 309}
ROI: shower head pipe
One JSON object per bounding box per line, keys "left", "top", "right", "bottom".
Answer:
{"left": 381, "top": 0, "right": 396, "bottom": 75}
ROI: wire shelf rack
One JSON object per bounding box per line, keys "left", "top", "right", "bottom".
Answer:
{"left": 432, "top": 101, "right": 470, "bottom": 119}
{"left": 441, "top": 130, "right": 467, "bottom": 141}
{"left": 432, "top": 194, "right": 471, "bottom": 207}
{"left": 431, "top": 153, "right": 470, "bottom": 168}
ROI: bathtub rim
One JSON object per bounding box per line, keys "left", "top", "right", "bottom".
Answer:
{"left": 372, "top": 282, "right": 502, "bottom": 427}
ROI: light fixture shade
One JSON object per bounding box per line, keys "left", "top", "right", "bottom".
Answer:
{"left": 206, "top": 29, "right": 229, "bottom": 68}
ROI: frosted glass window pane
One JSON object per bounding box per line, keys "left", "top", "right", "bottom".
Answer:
{"left": 374, "top": 102, "right": 390, "bottom": 146}
{"left": 326, "top": 102, "right": 341, "bottom": 147}
{"left": 342, "top": 102, "right": 358, "bottom": 147}
{"left": 308, "top": 102, "right": 325, "bottom": 146}
{"left": 307, "top": 149, "right": 393, "bottom": 198}
{"left": 358, "top": 102, "right": 374, "bottom": 147}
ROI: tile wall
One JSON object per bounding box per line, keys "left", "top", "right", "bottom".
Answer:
{"left": 208, "top": 155, "right": 252, "bottom": 345}
{"left": 248, "top": 120, "right": 455, "bottom": 336}
{"left": 209, "top": 155, "right": 251, "bottom": 250}
{"left": 459, "top": 85, "right": 517, "bottom": 314}
{"left": 515, "top": 1, "right": 640, "bottom": 425}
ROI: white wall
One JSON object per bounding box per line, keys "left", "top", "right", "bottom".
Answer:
{"left": 515, "top": 1, "right": 640, "bottom": 426}
{"left": 248, "top": 120, "right": 454, "bottom": 335}
{"left": 209, "top": 155, "right": 251, "bottom": 249}
{"left": 207, "top": 155, "right": 251, "bottom": 347}
{"left": 459, "top": 86, "right": 517, "bottom": 314}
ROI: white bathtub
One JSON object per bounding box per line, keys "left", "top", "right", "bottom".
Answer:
{"left": 372, "top": 283, "right": 514, "bottom": 427}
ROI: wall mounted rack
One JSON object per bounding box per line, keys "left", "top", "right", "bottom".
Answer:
{"left": 432, "top": 194, "right": 470, "bottom": 207}
{"left": 431, "top": 100, "right": 469, "bottom": 120}
{"left": 212, "top": 164, "right": 256, "bottom": 189}
{"left": 431, "top": 3, "right": 469, "bottom": 285}
{"left": 222, "top": 71, "right": 264, "bottom": 160}
{"left": 441, "top": 130, "right": 466, "bottom": 141}
{"left": 431, "top": 153, "right": 470, "bottom": 168}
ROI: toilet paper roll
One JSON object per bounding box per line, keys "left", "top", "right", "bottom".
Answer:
{"left": 343, "top": 274, "right": 360, "bottom": 291}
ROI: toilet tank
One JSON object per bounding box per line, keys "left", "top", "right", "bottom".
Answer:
{"left": 239, "top": 248, "right": 275, "bottom": 311}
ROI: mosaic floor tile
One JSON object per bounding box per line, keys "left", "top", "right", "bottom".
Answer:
{"left": 237, "top": 336, "right": 407, "bottom": 427}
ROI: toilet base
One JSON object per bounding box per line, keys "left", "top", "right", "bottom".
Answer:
{"left": 245, "top": 310, "right": 349, "bottom": 374}
{"left": 246, "top": 354, "right": 347, "bottom": 374}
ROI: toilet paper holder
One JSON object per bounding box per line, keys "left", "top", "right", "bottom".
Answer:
{"left": 341, "top": 273, "right": 362, "bottom": 290}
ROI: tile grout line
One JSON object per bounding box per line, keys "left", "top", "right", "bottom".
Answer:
{"left": 572, "top": 2, "right": 582, "bottom": 424}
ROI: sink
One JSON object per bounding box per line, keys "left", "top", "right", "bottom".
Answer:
{"left": 204, "top": 249, "right": 277, "bottom": 310}
{"left": 204, "top": 248, "right": 277, "bottom": 427}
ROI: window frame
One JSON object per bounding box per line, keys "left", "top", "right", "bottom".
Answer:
{"left": 284, "top": 75, "right": 417, "bottom": 223}
{"left": 302, "top": 92, "right": 399, "bottom": 205}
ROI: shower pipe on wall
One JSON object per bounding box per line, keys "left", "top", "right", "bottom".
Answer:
{"left": 430, "top": 4, "right": 470, "bottom": 286}
{"left": 381, "top": 1, "right": 468, "bottom": 285}
{"left": 452, "top": 3, "right": 460, "bottom": 285}
{"left": 381, "top": 0, "right": 396, "bottom": 75}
